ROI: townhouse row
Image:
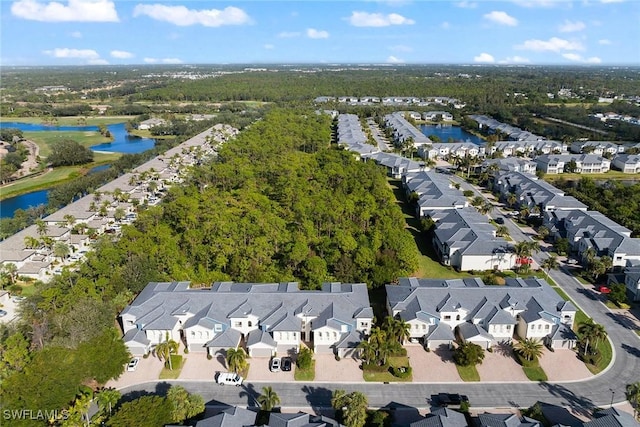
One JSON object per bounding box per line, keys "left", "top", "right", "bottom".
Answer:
{"left": 315, "top": 95, "right": 466, "bottom": 109}
{"left": 0, "top": 124, "right": 238, "bottom": 282}
{"left": 120, "top": 276, "right": 578, "bottom": 359}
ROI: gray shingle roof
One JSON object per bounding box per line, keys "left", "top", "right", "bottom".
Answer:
{"left": 205, "top": 327, "right": 241, "bottom": 349}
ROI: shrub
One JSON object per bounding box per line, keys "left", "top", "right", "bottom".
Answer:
{"left": 183, "top": 348, "right": 189, "bottom": 354}
{"left": 334, "top": 354, "right": 341, "bottom": 361}
{"left": 143, "top": 353, "right": 150, "bottom": 359}
{"left": 297, "top": 347, "right": 313, "bottom": 370}
{"left": 8, "top": 284, "right": 23, "bottom": 295}
{"left": 207, "top": 354, "right": 213, "bottom": 360}
{"left": 463, "top": 190, "right": 474, "bottom": 197}
{"left": 390, "top": 366, "right": 412, "bottom": 379}
{"left": 391, "top": 347, "right": 407, "bottom": 357}
{"left": 362, "top": 363, "right": 389, "bottom": 372}
{"left": 515, "top": 352, "right": 538, "bottom": 367}
{"left": 582, "top": 349, "right": 601, "bottom": 366}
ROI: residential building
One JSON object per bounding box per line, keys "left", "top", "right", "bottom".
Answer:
{"left": 623, "top": 261, "right": 640, "bottom": 302}
{"left": 363, "top": 152, "right": 424, "bottom": 178}
{"left": 570, "top": 141, "right": 623, "bottom": 156}
{"left": 386, "top": 277, "right": 577, "bottom": 350}
{"left": 423, "top": 111, "right": 454, "bottom": 121}
{"left": 477, "top": 413, "right": 542, "bottom": 427}
{"left": 120, "top": 281, "right": 373, "bottom": 358}
{"left": 419, "top": 142, "right": 479, "bottom": 160}
{"left": 428, "top": 208, "right": 515, "bottom": 272}
{"left": 403, "top": 171, "right": 468, "bottom": 217}
{"left": 612, "top": 154, "right": 640, "bottom": 173}
{"left": 483, "top": 140, "right": 566, "bottom": 157}
{"left": 409, "top": 407, "right": 468, "bottom": 427}
{"left": 582, "top": 407, "right": 639, "bottom": 427}
{"left": 384, "top": 112, "right": 433, "bottom": 148}
{"left": 481, "top": 158, "right": 537, "bottom": 175}
{"left": 336, "top": 114, "right": 380, "bottom": 159}
{"left": 138, "top": 118, "right": 166, "bottom": 130}
{"left": 195, "top": 406, "right": 258, "bottom": 427}
{"left": 469, "top": 115, "right": 544, "bottom": 142}
{"left": 535, "top": 154, "right": 611, "bottom": 174}
{"left": 545, "top": 210, "right": 640, "bottom": 267}
{"left": 493, "top": 171, "right": 588, "bottom": 213}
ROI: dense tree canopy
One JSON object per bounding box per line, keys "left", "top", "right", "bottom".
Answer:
{"left": 46, "top": 139, "right": 94, "bottom": 167}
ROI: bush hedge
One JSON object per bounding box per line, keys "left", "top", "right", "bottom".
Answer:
{"left": 390, "top": 366, "right": 412, "bottom": 379}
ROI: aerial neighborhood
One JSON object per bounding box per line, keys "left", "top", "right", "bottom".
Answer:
{"left": 1, "top": 79, "right": 639, "bottom": 427}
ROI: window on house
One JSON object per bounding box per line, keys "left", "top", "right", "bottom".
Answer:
{"left": 333, "top": 332, "right": 338, "bottom": 339}
{"left": 456, "top": 315, "right": 460, "bottom": 321}
{"left": 248, "top": 321, "right": 253, "bottom": 327}
{"left": 360, "top": 322, "right": 367, "bottom": 328}
{"left": 191, "top": 331, "right": 195, "bottom": 337}
{"left": 506, "top": 325, "right": 511, "bottom": 331}
{"left": 545, "top": 325, "right": 550, "bottom": 331}
{"left": 293, "top": 332, "right": 297, "bottom": 339}
{"left": 422, "top": 324, "right": 427, "bottom": 330}
{"left": 234, "top": 322, "right": 242, "bottom": 327}
{"left": 214, "top": 324, "right": 222, "bottom": 332}
{"left": 318, "top": 332, "right": 323, "bottom": 339}
{"left": 444, "top": 315, "right": 451, "bottom": 321}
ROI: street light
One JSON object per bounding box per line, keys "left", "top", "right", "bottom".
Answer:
{"left": 610, "top": 388, "right": 615, "bottom": 408}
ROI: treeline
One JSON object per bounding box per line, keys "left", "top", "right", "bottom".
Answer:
{"left": 78, "top": 108, "right": 419, "bottom": 292}
{"left": 556, "top": 177, "right": 640, "bottom": 235}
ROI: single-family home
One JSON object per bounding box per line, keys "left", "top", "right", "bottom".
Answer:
{"left": 138, "top": 118, "right": 166, "bottom": 130}
{"left": 535, "top": 154, "right": 611, "bottom": 174}
{"left": 120, "top": 281, "right": 373, "bottom": 358}
{"left": 423, "top": 111, "right": 454, "bottom": 121}
{"left": 403, "top": 171, "right": 468, "bottom": 217}
{"left": 386, "top": 277, "right": 577, "bottom": 350}
{"left": 623, "top": 261, "right": 640, "bottom": 302}
{"left": 363, "top": 152, "right": 424, "bottom": 179}
{"left": 570, "top": 141, "right": 623, "bottom": 156}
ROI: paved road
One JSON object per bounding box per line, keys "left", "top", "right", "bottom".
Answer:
{"left": 366, "top": 118, "right": 392, "bottom": 152}
{"left": 118, "top": 175, "right": 639, "bottom": 412}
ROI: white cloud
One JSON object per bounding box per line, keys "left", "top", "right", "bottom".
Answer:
{"left": 455, "top": 1, "right": 478, "bottom": 8}
{"left": 264, "top": 44, "right": 274, "bottom": 50}
{"left": 43, "top": 47, "right": 99, "bottom": 59}
{"left": 499, "top": 56, "right": 531, "bottom": 64}
{"left": 516, "top": 37, "right": 584, "bottom": 52}
{"left": 162, "top": 58, "right": 182, "bottom": 64}
{"left": 110, "top": 50, "right": 133, "bottom": 59}
{"left": 12, "top": 0, "right": 118, "bottom": 22}
{"left": 133, "top": 4, "right": 250, "bottom": 27}
{"left": 389, "top": 44, "right": 413, "bottom": 53}
{"left": 348, "top": 11, "right": 415, "bottom": 27}
{"left": 558, "top": 20, "right": 585, "bottom": 32}
{"left": 562, "top": 53, "right": 602, "bottom": 63}
{"left": 143, "top": 57, "right": 157, "bottom": 64}
{"left": 70, "top": 31, "right": 82, "bottom": 38}
{"left": 277, "top": 31, "right": 301, "bottom": 38}
{"left": 483, "top": 11, "right": 518, "bottom": 26}
{"left": 88, "top": 58, "right": 108, "bottom": 65}
{"left": 307, "top": 28, "right": 329, "bottom": 39}
{"left": 474, "top": 52, "right": 495, "bottom": 63}
{"left": 512, "top": 0, "right": 564, "bottom": 7}
{"left": 441, "top": 21, "right": 451, "bottom": 29}
{"left": 598, "top": 39, "right": 612, "bottom": 45}
{"left": 386, "top": 55, "right": 404, "bottom": 64}
{"left": 600, "top": 0, "right": 623, "bottom": 3}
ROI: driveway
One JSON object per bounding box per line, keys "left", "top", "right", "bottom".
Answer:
{"left": 179, "top": 352, "right": 225, "bottom": 381}
{"left": 247, "top": 356, "right": 295, "bottom": 382}
{"left": 406, "top": 345, "right": 461, "bottom": 383}
{"left": 106, "top": 355, "right": 164, "bottom": 389}
{"left": 476, "top": 344, "right": 529, "bottom": 382}
{"left": 314, "top": 354, "right": 363, "bottom": 382}
{"left": 538, "top": 349, "right": 593, "bottom": 382}
{"left": 0, "top": 297, "right": 19, "bottom": 324}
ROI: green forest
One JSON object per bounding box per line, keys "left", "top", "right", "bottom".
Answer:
{"left": 0, "top": 109, "right": 419, "bottom": 423}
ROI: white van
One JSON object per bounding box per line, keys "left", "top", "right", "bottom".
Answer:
{"left": 216, "top": 372, "right": 243, "bottom": 386}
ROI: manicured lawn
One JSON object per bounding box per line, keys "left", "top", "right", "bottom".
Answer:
{"left": 1, "top": 116, "right": 132, "bottom": 126}
{"left": 23, "top": 130, "right": 112, "bottom": 157}
{"left": 159, "top": 355, "right": 184, "bottom": 379}
{"left": 455, "top": 364, "right": 480, "bottom": 382}
{"left": 0, "top": 154, "right": 120, "bottom": 200}
{"left": 522, "top": 365, "right": 548, "bottom": 381}
{"left": 584, "top": 338, "right": 613, "bottom": 375}
{"left": 294, "top": 360, "right": 315, "bottom": 381}
{"left": 387, "top": 178, "right": 471, "bottom": 279}
{"left": 129, "top": 129, "right": 176, "bottom": 140}
{"left": 363, "top": 356, "right": 412, "bottom": 382}
{"left": 544, "top": 171, "right": 635, "bottom": 181}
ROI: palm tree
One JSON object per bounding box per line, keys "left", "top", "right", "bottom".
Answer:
{"left": 96, "top": 387, "right": 121, "bottom": 416}
{"left": 0, "top": 263, "right": 18, "bottom": 287}
{"left": 541, "top": 256, "right": 559, "bottom": 280}
{"left": 394, "top": 318, "right": 411, "bottom": 344}
{"left": 582, "top": 247, "right": 597, "bottom": 265}
{"left": 226, "top": 347, "right": 247, "bottom": 374}
{"left": 357, "top": 340, "right": 375, "bottom": 365}
{"left": 471, "top": 196, "right": 484, "bottom": 207}
{"left": 578, "top": 319, "right": 607, "bottom": 356}
{"left": 63, "top": 214, "right": 76, "bottom": 228}
{"left": 626, "top": 382, "right": 640, "bottom": 419}
{"left": 478, "top": 201, "right": 494, "bottom": 215}
{"left": 537, "top": 225, "right": 550, "bottom": 241}
{"left": 514, "top": 338, "right": 544, "bottom": 362}
{"left": 35, "top": 219, "right": 48, "bottom": 237}
{"left": 343, "top": 391, "right": 368, "bottom": 427}
{"left": 24, "top": 236, "right": 41, "bottom": 249}
{"left": 53, "top": 241, "right": 70, "bottom": 261}
{"left": 495, "top": 225, "right": 509, "bottom": 238}
{"left": 507, "top": 192, "right": 518, "bottom": 208}
{"left": 257, "top": 386, "right": 281, "bottom": 411}
{"left": 155, "top": 334, "right": 179, "bottom": 370}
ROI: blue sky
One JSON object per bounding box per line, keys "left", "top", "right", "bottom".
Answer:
{"left": 1, "top": 0, "right": 638, "bottom": 66}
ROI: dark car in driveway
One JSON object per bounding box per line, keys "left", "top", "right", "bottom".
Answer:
{"left": 281, "top": 357, "right": 292, "bottom": 372}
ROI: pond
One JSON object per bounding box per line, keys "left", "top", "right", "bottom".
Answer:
{"left": 420, "top": 124, "right": 485, "bottom": 145}
{"left": 1, "top": 122, "right": 157, "bottom": 154}
{"left": 0, "top": 189, "right": 49, "bottom": 219}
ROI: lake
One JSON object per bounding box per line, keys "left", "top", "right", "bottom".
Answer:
{"left": 0, "top": 122, "right": 157, "bottom": 154}
{"left": 420, "top": 124, "right": 484, "bottom": 145}
{"left": 0, "top": 120, "right": 155, "bottom": 218}
{"left": 0, "top": 189, "right": 49, "bottom": 218}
